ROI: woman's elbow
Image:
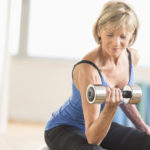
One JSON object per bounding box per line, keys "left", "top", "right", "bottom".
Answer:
{"left": 85, "top": 130, "right": 102, "bottom": 145}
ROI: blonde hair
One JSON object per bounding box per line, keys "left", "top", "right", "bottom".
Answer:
{"left": 93, "top": 0, "right": 139, "bottom": 46}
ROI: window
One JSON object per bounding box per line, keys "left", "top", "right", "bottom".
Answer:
{"left": 27, "top": 0, "right": 102, "bottom": 59}
{"left": 8, "top": 0, "right": 22, "bottom": 55}
{"left": 9, "top": 0, "right": 150, "bottom": 66}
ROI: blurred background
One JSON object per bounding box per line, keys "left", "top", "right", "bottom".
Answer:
{"left": 0, "top": 0, "right": 150, "bottom": 149}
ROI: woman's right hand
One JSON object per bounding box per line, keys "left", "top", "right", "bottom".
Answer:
{"left": 105, "top": 87, "right": 123, "bottom": 108}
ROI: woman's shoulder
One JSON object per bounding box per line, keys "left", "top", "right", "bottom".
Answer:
{"left": 128, "top": 47, "right": 140, "bottom": 67}
{"left": 82, "top": 47, "right": 100, "bottom": 63}
{"left": 73, "top": 47, "right": 102, "bottom": 89}
{"left": 78, "top": 48, "right": 101, "bottom": 73}
{"left": 76, "top": 47, "right": 100, "bottom": 75}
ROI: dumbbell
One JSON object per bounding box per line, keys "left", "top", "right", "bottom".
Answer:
{"left": 86, "top": 84, "right": 142, "bottom": 104}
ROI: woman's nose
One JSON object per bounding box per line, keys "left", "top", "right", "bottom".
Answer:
{"left": 112, "top": 37, "right": 120, "bottom": 46}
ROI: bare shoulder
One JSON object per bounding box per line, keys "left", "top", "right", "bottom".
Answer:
{"left": 73, "top": 47, "right": 101, "bottom": 90}
{"left": 128, "top": 48, "right": 140, "bottom": 67}
{"left": 83, "top": 47, "right": 99, "bottom": 60}
{"left": 73, "top": 59, "right": 101, "bottom": 91}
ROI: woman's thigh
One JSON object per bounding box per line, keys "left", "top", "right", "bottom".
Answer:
{"left": 44, "top": 125, "right": 107, "bottom": 150}
{"left": 101, "top": 122, "right": 150, "bottom": 150}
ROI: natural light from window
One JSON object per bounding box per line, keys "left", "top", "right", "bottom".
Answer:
{"left": 9, "top": 0, "right": 150, "bottom": 66}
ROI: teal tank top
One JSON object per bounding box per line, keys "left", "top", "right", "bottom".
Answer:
{"left": 45, "top": 49, "right": 134, "bottom": 132}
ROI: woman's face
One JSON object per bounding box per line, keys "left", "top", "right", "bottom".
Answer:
{"left": 99, "top": 27, "right": 132, "bottom": 57}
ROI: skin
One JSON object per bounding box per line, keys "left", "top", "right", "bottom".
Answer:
{"left": 73, "top": 27, "right": 150, "bottom": 145}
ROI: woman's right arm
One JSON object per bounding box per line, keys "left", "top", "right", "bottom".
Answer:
{"left": 75, "top": 64, "right": 122, "bottom": 145}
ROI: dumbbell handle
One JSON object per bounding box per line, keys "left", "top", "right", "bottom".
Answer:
{"left": 122, "top": 90, "right": 132, "bottom": 98}
{"left": 86, "top": 84, "right": 142, "bottom": 104}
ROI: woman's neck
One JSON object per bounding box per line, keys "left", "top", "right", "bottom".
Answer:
{"left": 99, "top": 46, "right": 127, "bottom": 66}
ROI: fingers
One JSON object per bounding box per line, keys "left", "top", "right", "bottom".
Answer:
{"left": 105, "top": 86, "right": 111, "bottom": 103}
{"left": 118, "top": 88, "right": 123, "bottom": 102}
{"left": 105, "top": 87, "right": 123, "bottom": 106}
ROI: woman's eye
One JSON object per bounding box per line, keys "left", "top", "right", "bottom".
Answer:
{"left": 120, "top": 35, "right": 126, "bottom": 39}
{"left": 107, "top": 34, "right": 113, "bottom": 37}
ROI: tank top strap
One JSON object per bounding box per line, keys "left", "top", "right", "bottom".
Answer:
{"left": 126, "top": 48, "right": 134, "bottom": 84}
{"left": 72, "top": 60, "right": 103, "bottom": 81}
{"left": 126, "top": 48, "right": 132, "bottom": 67}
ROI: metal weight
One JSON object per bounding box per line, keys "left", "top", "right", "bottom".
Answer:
{"left": 86, "top": 84, "right": 142, "bottom": 104}
{"left": 123, "top": 85, "right": 142, "bottom": 104}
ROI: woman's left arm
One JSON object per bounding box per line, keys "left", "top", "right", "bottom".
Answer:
{"left": 123, "top": 48, "right": 150, "bottom": 134}
{"left": 120, "top": 103, "right": 150, "bottom": 135}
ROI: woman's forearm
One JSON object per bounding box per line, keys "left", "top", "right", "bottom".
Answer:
{"left": 120, "top": 103, "right": 145, "bottom": 128}
{"left": 86, "top": 105, "right": 118, "bottom": 145}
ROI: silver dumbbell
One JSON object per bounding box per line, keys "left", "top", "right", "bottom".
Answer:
{"left": 86, "top": 84, "right": 142, "bottom": 104}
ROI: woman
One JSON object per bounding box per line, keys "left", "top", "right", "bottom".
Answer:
{"left": 44, "top": 1, "right": 150, "bottom": 150}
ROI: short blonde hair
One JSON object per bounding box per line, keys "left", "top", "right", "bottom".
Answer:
{"left": 93, "top": 0, "right": 139, "bottom": 46}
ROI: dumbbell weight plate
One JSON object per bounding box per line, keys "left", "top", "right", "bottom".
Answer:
{"left": 123, "top": 85, "right": 142, "bottom": 104}
{"left": 86, "top": 84, "right": 106, "bottom": 104}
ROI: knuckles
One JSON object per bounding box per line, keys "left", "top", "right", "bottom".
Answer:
{"left": 105, "top": 87, "right": 122, "bottom": 105}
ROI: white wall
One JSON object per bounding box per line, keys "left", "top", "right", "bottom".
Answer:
{"left": 0, "top": 0, "right": 11, "bottom": 133}
{"left": 8, "top": 56, "right": 76, "bottom": 123}
{"left": 8, "top": 56, "right": 150, "bottom": 123}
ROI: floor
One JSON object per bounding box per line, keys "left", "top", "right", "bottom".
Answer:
{"left": 0, "top": 120, "right": 46, "bottom": 150}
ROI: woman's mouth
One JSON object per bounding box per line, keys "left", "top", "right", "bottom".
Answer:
{"left": 111, "top": 48, "right": 120, "bottom": 51}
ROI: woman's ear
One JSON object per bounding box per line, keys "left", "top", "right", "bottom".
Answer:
{"left": 98, "top": 29, "right": 101, "bottom": 38}
{"left": 128, "top": 34, "right": 134, "bottom": 46}
{"left": 98, "top": 29, "right": 103, "bottom": 43}
{"left": 128, "top": 29, "right": 136, "bottom": 46}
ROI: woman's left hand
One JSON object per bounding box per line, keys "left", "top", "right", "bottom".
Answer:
{"left": 139, "top": 124, "right": 150, "bottom": 135}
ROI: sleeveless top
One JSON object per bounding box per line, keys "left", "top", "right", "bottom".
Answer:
{"left": 45, "top": 49, "right": 134, "bottom": 133}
